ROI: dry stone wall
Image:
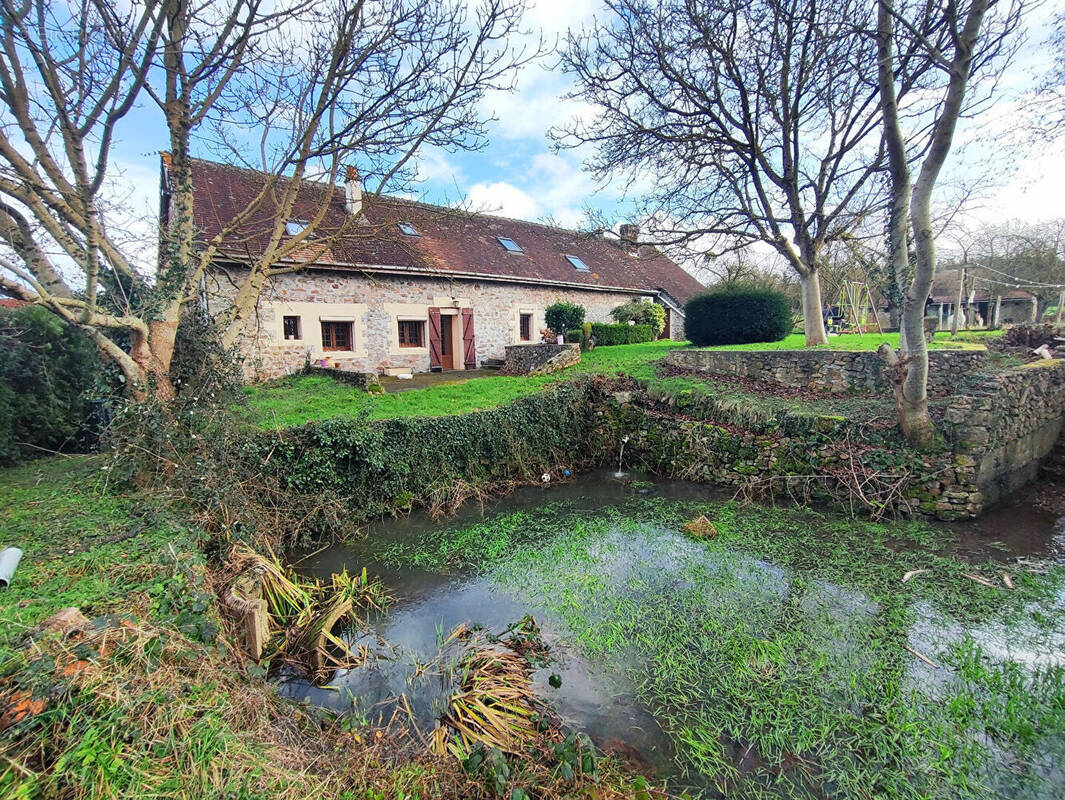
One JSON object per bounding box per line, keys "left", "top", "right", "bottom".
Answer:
{"left": 643, "top": 351, "right": 1065, "bottom": 515}
{"left": 665, "top": 348, "right": 987, "bottom": 394}
{"left": 942, "top": 360, "right": 1065, "bottom": 506}
{"left": 502, "top": 343, "right": 581, "bottom": 375}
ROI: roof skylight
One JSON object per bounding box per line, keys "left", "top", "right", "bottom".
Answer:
{"left": 397, "top": 222, "right": 419, "bottom": 236}
{"left": 285, "top": 219, "right": 309, "bottom": 236}
{"left": 497, "top": 236, "right": 523, "bottom": 253}
{"left": 565, "top": 254, "right": 590, "bottom": 271}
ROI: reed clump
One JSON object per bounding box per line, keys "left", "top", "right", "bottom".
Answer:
{"left": 225, "top": 544, "right": 391, "bottom": 682}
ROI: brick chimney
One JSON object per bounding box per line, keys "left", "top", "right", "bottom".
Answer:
{"left": 345, "top": 166, "right": 362, "bottom": 216}
{"left": 619, "top": 223, "right": 639, "bottom": 254}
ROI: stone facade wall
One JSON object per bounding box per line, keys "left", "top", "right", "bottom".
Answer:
{"left": 942, "top": 360, "right": 1065, "bottom": 506}
{"left": 502, "top": 343, "right": 581, "bottom": 375}
{"left": 665, "top": 348, "right": 987, "bottom": 394}
{"left": 665, "top": 307, "right": 685, "bottom": 341}
{"left": 205, "top": 267, "right": 645, "bottom": 380}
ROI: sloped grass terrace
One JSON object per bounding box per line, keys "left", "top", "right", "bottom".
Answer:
{"left": 290, "top": 472, "right": 1065, "bottom": 799}
{"left": 239, "top": 333, "right": 1000, "bottom": 429}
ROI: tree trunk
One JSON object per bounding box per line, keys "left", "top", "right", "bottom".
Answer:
{"left": 148, "top": 318, "right": 179, "bottom": 401}
{"left": 799, "top": 270, "right": 828, "bottom": 345}
{"left": 950, "top": 267, "right": 964, "bottom": 336}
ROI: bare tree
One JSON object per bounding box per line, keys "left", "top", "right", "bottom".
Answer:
{"left": 961, "top": 219, "right": 1065, "bottom": 318}
{"left": 877, "top": 0, "right": 1026, "bottom": 444}
{"left": 555, "top": 0, "right": 938, "bottom": 345}
{"left": 0, "top": 0, "right": 535, "bottom": 399}
{"left": 1037, "top": 10, "right": 1065, "bottom": 138}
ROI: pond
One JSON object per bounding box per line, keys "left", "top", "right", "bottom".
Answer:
{"left": 283, "top": 471, "right": 1065, "bottom": 799}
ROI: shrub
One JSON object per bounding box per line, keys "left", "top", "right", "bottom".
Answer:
{"left": 609, "top": 300, "right": 666, "bottom": 338}
{"left": 564, "top": 328, "right": 582, "bottom": 344}
{"left": 684, "top": 285, "right": 791, "bottom": 346}
{"left": 589, "top": 322, "right": 654, "bottom": 346}
{"left": 0, "top": 305, "right": 107, "bottom": 465}
{"left": 545, "top": 301, "right": 585, "bottom": 334}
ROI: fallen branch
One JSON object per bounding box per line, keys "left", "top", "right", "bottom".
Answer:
{"left": 904, "top": 644, "right": 941, "bottom": 669}
{"left": 962, "top": 572, "right": 998, "bottom": 588}
{"left": 901, "top": 568, "right": 929, "bottom": 583}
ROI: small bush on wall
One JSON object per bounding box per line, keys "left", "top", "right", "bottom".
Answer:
{"left": 684, "top": 285, "right": 791, "bottom": 346}
{"left": 590, "top": 322, "right": 654, "bottom": 346}
{"left": 545, "top": 301, "right": 585, "bottom": 334}
{"left": 610, "top": 300, "right": 666, "bottom": 338}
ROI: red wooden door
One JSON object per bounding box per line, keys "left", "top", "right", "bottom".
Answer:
{"left": 428, "top": 307, "right": 442, "bottom": 369}
{"left": 461, "top": 308, "right": 476, "bottom": 369}
{"left": 439, "top": 314, "right": 454, "bottom": 369}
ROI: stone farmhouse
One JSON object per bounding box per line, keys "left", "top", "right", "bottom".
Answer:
{"left": 172, "top": 157, "right": 704, "bottom": 380}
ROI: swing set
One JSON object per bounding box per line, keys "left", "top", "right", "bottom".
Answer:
{"left": 825, "top": 281, "right": 883, "bottom": 336}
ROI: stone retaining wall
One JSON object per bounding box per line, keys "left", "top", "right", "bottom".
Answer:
{"left": 502, "top": 343, "right": 581, "bottom": 376}
{"left": 305, "top": 366, "right": 380, "bottom": 390}
{"left": 665, "top": 348, "right": 987, "bottom": 395}
{"left": 942, "top": 360, "right": 1065, "bottom": 506}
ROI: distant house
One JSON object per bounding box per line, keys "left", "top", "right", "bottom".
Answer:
{"left": 927, "top": 268, "right": 1036, "bottom": 330}
{"left": 173, "top": 157, "right": 704, "bottom": 380}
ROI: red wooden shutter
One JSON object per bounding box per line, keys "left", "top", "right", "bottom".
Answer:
{"left": 461, "top": 308, "right": 476, "bottom": 369}
{"left": 428, "top": 307, "right": 442, "bottom": 369}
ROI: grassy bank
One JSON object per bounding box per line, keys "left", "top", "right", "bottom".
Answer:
{"left": 241, "top": 332, "right": 1002, "bottom": 429}
{"left": 377, "top": 491, "right": 1065, "bottom": 799}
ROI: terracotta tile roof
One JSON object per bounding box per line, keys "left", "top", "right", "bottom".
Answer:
{"left": 181, "top": 157, "right": 705, "bottom": 305}
{"left": 0, "top": 298, "right": 27, "bottom": 308}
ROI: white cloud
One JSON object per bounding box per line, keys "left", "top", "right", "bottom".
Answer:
{"left": 414, "top": 147, "right": 463, "bottom": 186}
{"left": 462, "top": 151, "right": 617, "bottom": 226}
{"left": 524, "top": 0, "right": 599, "bottom": 37}
{"left": 467, "top": 181, "right": 542, "bottom": 219}
{"left": 481, "top": 66, "right": 596, "bottom": 142}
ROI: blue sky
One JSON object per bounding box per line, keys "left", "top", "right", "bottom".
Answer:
{"left": 105, "top": 0, "right": 1064, "bottom": 257}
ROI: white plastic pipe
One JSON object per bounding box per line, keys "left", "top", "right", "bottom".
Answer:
{"left": 0, "top": 547, "right": 23, "bottom": 587}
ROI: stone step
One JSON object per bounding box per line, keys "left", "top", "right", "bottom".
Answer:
{"left": 481, "top": 358, "right": 504, "bottom": 370}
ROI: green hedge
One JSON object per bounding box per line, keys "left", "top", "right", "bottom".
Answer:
{"left": 684, "top": 286, "right": 791, "bottom": 346}
{"left": 545, "top": 301, "right": 585, "bottom": 334}
{"left": 0, "top": 305, "right": 105, "bottom": 465}
{"left": 609, "top": 300, "right": 666, "bottom": 338}
{"left": 589, "top": 322, "right": 654, "bottom": 346}
{"left": 244, "top": 379, "right": 608, "bottom": 527}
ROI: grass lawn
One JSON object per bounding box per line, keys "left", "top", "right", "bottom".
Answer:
{"left": 704, "top": 329, "right": 999, "bottom": 351}
{"left": 0, "top": 457, "right": 208, "bottom": 655}
{"left": 239, "top": 340, "right": 688, "bottom": 428}
{"left": 240, "top": 331, "right": 1003, "bottom": 430}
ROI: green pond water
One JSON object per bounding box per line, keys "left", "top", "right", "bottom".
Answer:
{"left": 284, "top": 471, "right": 1065, "bottom": 799}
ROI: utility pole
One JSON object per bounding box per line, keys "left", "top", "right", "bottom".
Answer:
{"left": 993, "top": 295, "right": 1002, "bottom": 329}
{"left": 1056, "top": 290, "right": 1064, "bottom": 326}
